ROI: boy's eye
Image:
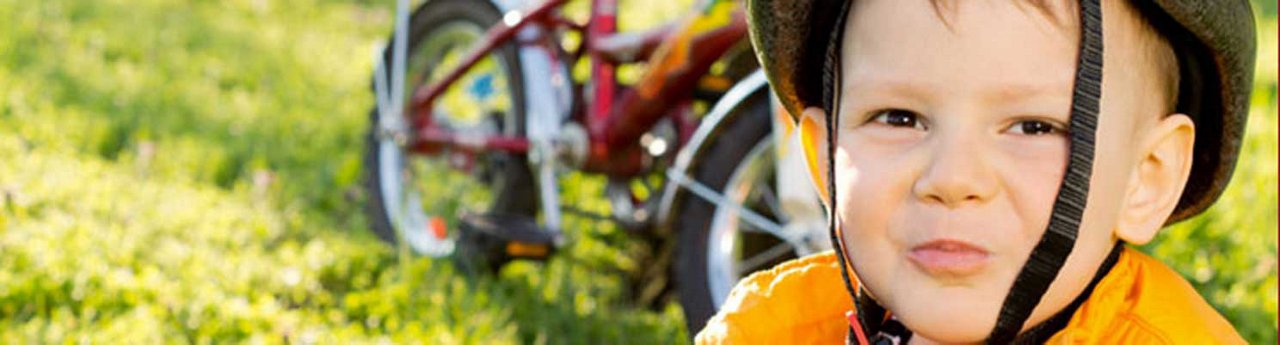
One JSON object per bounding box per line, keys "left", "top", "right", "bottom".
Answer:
{"left": 1008, "top": 120, "right": 1063, "bottom": 136}
{"left": 869, "top": 109, "right": 925, "bottom": 130}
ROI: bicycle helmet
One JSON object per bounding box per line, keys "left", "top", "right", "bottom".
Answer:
{"left": 745, "top": 0, "right": 1257, "bottom": 343}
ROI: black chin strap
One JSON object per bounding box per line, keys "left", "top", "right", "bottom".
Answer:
{"left": 1010, "top": 242, "right": 1124, "bottom": 344}
{"left": 986, "top": 0, "right": 1104, "bottom": 342}
{"left": 822, "top": 0, "right": 1105, "bottom": 343}
{"left": 818, "top": 0, "right": 873, "bottom": 343}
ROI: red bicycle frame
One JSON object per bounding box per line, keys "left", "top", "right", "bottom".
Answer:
{"left": 405, "top": 0, "right": 748, "bottom": 177}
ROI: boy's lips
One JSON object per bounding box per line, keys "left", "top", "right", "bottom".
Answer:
{"left": 907, "top": 239, "right": 991, "bottom": 277}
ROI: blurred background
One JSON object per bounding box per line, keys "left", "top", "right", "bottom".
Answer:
{"left": 0, "top": 0, "right": 1274, "bottom": 343}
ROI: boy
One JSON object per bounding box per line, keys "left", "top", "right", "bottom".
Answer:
{"left": 697, "top": 0, "right": 1256, "bottom": 343}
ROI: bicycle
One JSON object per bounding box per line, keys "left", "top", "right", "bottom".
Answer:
{"left": 365, "top": 0, "right": 831, "bottom": 332}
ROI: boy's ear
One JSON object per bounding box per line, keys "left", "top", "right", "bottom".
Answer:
{"left": 797, "top": 107, "right": 831, "bottom": 206}
{"left": 1116, "top": 113, "right": 1196, "bottom": 244}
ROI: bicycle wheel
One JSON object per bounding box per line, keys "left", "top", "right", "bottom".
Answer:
{"left": 672, "top": 95, "right": 829, "bottom": 333}
{"left": 364, "top": 0, "right": 536, "bottom": 257}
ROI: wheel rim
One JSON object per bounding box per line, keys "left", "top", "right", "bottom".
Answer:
{"left": 706, "top": 137, "right": 823, "bottom": 308}
{"left": 376, "top": 21, "right": 519, "bottom": 257}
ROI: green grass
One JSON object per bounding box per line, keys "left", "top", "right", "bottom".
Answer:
{"left": 0, "top": 0, "right": 1274, "bottom": 343}
{"left": 0, "top": 0, "right": 685, "bottom": 343}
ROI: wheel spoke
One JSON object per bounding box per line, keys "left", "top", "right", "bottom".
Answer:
{"left": 669, "top": 170, "right": 794, "bottom": 244}
{"left": 736, "top": 241, "right": 795, "bottom": 276}
{"left": 757, "top": 184, "right": 787, "bottom": 223}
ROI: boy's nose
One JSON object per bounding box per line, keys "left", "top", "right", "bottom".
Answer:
{"left": 912, "top": 135, "right": 999, "bottom": 207}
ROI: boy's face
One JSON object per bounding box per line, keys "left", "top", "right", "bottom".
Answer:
{"left": 799, "top": 0, "right": 1193, "bottom": 342}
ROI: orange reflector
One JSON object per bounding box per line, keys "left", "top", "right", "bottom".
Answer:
{"left": 506, "top": 242, "right": 549, "bottom": 258}
{"left": 698, "top": 75, "right": 733, "bottom": 92}
{"left": 428, "top": 217, "right": 448, "bottom": 239}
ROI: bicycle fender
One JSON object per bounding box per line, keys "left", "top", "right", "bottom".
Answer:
{"left": 518, "top": 41, "right": 573, "bottom": 142}
{"left": 487, "top": 0, "right": 573, "bottom": 142}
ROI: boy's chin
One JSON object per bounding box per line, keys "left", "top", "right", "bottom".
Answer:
{"left": 886, "top": 285, "right": 1003, "bottom": 343}
{"left": 898, "top": 312, "right": 995, "bottom": 344}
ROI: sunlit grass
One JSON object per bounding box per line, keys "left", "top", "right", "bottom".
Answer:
{"left": 0, "top": 0, "right": 685, "bottom": 343}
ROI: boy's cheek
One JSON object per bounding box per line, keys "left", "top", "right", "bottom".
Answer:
{"left": 832, "top": 149, "right": 917, "bottom": 243}
{"left": 832, "top": 149, "right": 891, "bottom": 215}
{"left": 838, "top": 129, "right": 922, "bottom": 159}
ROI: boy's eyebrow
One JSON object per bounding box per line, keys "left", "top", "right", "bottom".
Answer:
{"left": 846, "top": 74, "right": 1071, "bottom": 103}
{"left": 984, "top": 80, "right": 1073, "bottom": 103}
{"left": 841, "top": 76, "right": 935, "bottom": 107}
{"left": 845, "top": 76, "right": 931, "bottom": 96}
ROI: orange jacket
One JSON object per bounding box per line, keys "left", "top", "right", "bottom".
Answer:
{"left": 695, "top": 247, "right": 1243, "bottom": 344}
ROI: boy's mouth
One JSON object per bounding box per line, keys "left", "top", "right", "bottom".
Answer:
{"left": 907, "top": 239, "right": 991, "bottom": 277}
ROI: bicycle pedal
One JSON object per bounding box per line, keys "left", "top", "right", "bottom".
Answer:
{"left": 457, "top": 213, "right": 559, "bottom": 261}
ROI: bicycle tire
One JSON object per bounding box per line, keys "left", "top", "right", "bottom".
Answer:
{"left": 672, "top": 94, "right": 800, "bottom": 334}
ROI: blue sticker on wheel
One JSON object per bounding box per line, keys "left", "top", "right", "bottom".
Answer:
{"left": 468, "top": 73, "right": 495, "bottom": 100}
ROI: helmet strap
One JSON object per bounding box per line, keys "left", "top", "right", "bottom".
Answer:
{"left": 987, "top": 0, "right": 1104, "bottom": 342}
{"left": 819, "top": 1, "right": 879, "bottom": 343}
